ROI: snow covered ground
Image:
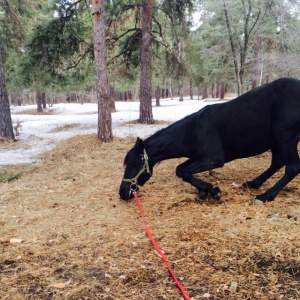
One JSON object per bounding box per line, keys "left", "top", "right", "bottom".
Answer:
{"left": 1, "top": 97, "right": 227, "bottom": 165}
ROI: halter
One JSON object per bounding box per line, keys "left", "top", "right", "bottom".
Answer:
{"left": 122, "top": 149, "right": 152, "bottom": 193}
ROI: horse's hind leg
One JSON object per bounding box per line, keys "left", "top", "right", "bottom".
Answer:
{"left": 176, "top": 158, "right": 224, "bottom": 199}
{"left": 242, "top": 148, "right": 284, "bottom": 189}
{"left": 254, "top": 143, "right": 300, "bottom": 204}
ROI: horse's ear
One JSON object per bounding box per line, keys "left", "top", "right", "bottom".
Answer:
{"left": 134, "top": 137, "right": 144, "bottom": 152}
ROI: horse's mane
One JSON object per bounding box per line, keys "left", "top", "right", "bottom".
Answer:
{"left": 123, "top": 152, "right": 129, "bottom": 166}
{"left": 147, "top": 111, "right": 199, "bottom": 140}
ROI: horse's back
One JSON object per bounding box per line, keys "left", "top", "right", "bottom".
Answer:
{"left": 207, "top": 78, "right": 300, "bottom": 161}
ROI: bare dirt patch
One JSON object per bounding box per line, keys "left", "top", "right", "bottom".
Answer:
{"left": 1, "top": 135, "right": 299, "bottom": 299}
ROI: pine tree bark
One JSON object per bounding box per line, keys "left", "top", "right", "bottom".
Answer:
{"left": 169, "top": 78, "right": 173, "bottom": 99}
{"left": 42, "top": 93, "right": 47, "bottom": 109}
{"left": 216, "top": 83, "right": 220, "bottom": 98}
{"left": 202, "top": 85, "right": 208, "bottom": 99}
{"left": 36, "top": 91, "right": 43, "bottom": 112}
{"left": 0, "top": 45, "right": 15, "bottom": 141}
{"left": 92, "top": 0, "right": 112, "bottom": 142}
{"left": 155, "top": 85, "right": 160, "bottom": 106}
{"left": 211, "top": 83, "right": 215, "bottom": 98}
{"left": 179, "top": 82, "right": 183, "bottom": 101}
{"left": 220, "top": 83, "right": 225, "bottom": 99}
{"left": 190, "top": 78, "right": 193, "bottom": 99}
{"left": 139, "top": 0, "right": 153, "bottom": 124}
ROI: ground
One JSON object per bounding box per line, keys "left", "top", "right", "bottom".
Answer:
{"left": 0, "top": 135, "right": 299, "bottom": 299}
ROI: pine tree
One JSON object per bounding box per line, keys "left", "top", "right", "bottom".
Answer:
{"left": 92, "top": 0, "right": 112, "bottom": 142}
{"left": 139, "top": 0, "right": 153, "bottom": 124}
{"left": 0, "top": 41, "right": 15, "bottom": 141}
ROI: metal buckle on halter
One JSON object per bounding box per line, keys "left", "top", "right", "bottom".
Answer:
{"left": 130, "top": 179, "right": 138, "bottom": 192}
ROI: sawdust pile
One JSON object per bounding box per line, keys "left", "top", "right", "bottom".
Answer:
{"left": 1, "top": 135, "right": 299, "bottom": 299}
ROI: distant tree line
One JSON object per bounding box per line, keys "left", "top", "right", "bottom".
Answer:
{"left": 1, "top": 0, "right": 300, "bottom": 141}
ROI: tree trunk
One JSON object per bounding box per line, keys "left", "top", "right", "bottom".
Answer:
{"left": 237, "top": 74, "right": 243, "bottom": 95}
{"left": 202, "top": 85, "right": 208, "bottom": 99}
{"left": 216, "top": 83, "right": 220, "bottom": 98}
{"left": 139, "top": 0, "right": 153, "bottom": 124}
{"left": 92, "top": 0, "right": 112, "bottom": 142}
{"left": 155, "top": 85, "right": 160, "bottom": 106}
{"left": 0, "top": 46, "right": 15, "bottom": 141}
{"left": 224, "top": 4, "right": 240, "bottom": 95}
{"left": 223, "top": 3, "right": 244, "bottom": 95}
{"left": 169, "top": 78, "right": 173, "bottom": 99}
{"left": 42, "top": 92, "right": 47, "bottom": 109}
{"left": 211, "top": 83, "right": 215, "bottom": 98}
{"left": 190, "top": 78, "right": 193, "bottom": 99}
{"left": 220, "top": 83, "right": 225, "bottom": 99}
{"left": 179, "top": 82, "right": 183, "bottom": 101}
{"left": 36, "top": 91, "right": 43, "bottom": 112}
{"left": 128, "top": 90, "right": 133, "bottom": 101}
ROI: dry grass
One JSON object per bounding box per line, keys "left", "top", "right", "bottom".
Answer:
{"left": 49, "top": 124, "right": 80, "bottom": 133}
{"left": 0, "top": 135, "right": 299, "bottom": 299}
{"left": 123, "top": 119, "right": 171, "bottom": 125}
{"left": 13, "top": 109, "right": 55, "bottom": 115}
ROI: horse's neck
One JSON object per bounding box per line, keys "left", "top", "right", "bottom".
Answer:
{"left": 145, "top": 130, "right": 187, "bottom": 164}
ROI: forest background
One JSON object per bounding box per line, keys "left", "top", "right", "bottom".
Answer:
{"left": 1, "top": 0, "right": 300, "bottom": 140}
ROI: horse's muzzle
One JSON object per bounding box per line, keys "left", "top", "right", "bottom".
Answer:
{"left": 119, "top": 182, "right": 135, "bottom": 201}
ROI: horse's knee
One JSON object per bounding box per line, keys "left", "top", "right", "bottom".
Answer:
{"left": 285, "top": 162, "right": 300, "bottom": 179}
{"left": 176, "top": 167, "right": 191, "bottom": 182}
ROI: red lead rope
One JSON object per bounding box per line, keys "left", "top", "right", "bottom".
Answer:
{"left": 133, "top": 192, "right": 191, "bottom": 300}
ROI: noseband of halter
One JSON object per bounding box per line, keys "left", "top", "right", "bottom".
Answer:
{"left": 122, "top": 149, "right": 152, "bottom": 192}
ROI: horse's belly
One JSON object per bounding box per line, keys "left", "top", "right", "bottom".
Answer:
{"left": 223, "top": 135, "right": 272, "bottom": 162}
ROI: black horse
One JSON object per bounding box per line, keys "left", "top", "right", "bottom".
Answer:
{"left": 120, "top": 78, "right": 300, "bottom": 205}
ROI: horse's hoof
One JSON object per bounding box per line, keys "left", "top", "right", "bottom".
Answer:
{"left": 210, "top": 187, "right": 221, "bottom": 200}
{"left": 199, "top": 191, "right": 208, "bottom": 199}
{"left": 253, "top": 198, "right": 264, "bottom": 205}
{"left": 213, "top": 193, "right": 221, "bottom": 200}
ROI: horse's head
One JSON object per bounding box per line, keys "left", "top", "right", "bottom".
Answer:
{"left": 119, "top": 137, "right": 152, "bottom": 200}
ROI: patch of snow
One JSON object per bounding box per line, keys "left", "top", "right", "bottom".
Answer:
{"left": 1, "top": 97, "right": 227, "bottom": 165}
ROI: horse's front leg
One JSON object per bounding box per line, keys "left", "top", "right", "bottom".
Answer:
{"left": 176, "top": 158, "right": 224, "bottom": 199}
